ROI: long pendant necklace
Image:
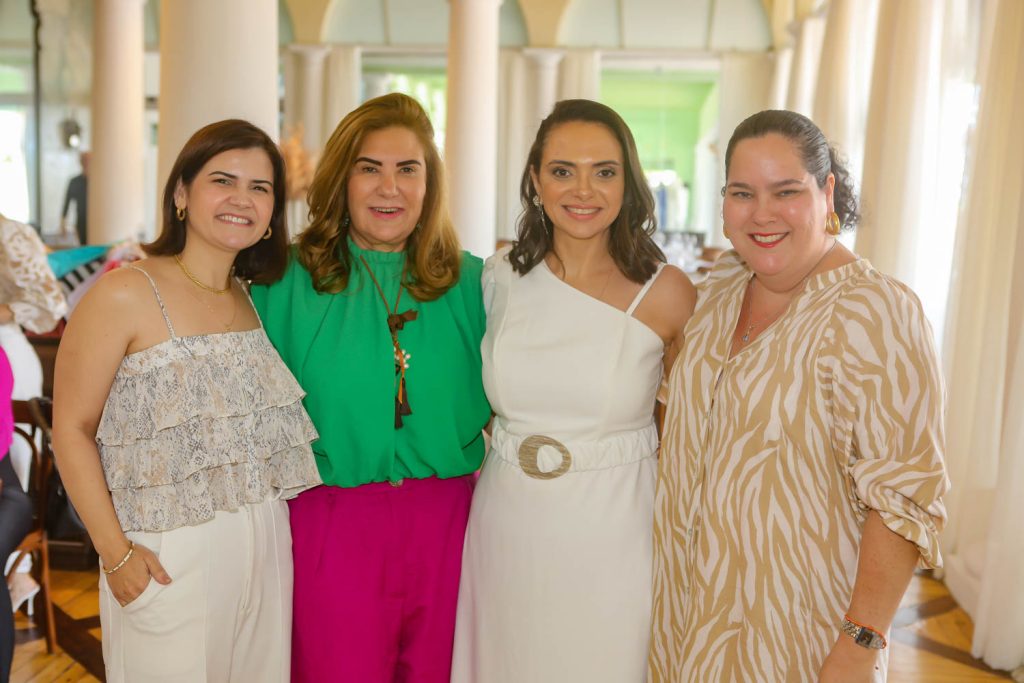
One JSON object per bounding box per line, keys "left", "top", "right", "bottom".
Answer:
{"left": 739, "top": 238, "right": 838, "bottom": 345}
{"left": 174, "top": 255, "right": 237, "bottom": 331}
{"left": 358, "top": 255, "right": 418, "bottom": 429}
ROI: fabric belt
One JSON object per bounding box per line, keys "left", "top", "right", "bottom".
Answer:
{"left": 489, "top": 421, "right": 658, "bottom": 480}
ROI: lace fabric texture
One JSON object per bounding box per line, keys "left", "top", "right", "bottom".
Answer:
{"left": 0, "top": 216, "right": 67, "bottom": 333}
{"left": 96, "top": 329, "right": 321, "bottom": 532}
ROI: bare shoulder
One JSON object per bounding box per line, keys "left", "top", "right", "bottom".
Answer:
{"left": 648, "top": 264, "right": 697, "bottom": 321}
{"left": 78, "top": 263, "right": 154, "bottom": 314}
{"left": 633, "top": 264, "right": 697, "bottom": 345}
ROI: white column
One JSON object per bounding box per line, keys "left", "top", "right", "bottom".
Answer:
{"left": 290, "top": 44, "right": 331, "bottom": 153}
{"left": 768, "top": 46, "right": 794, "bottom": 110}
{"left": 323, "top": 45, "right": 363, "bottom": 138}
{"left": 364, "top": 73, "right": 391, "bottom": 101}
{"left": 812, "top": 0, "right": 880, "bottom": 177}
{"left": 523, "top": 48, "right": 564, "bottom": 127}
{"left": 89, "top": 0, "right": 146, "bottom": 244}
{"left": 446, "top": 0, "right": 503, "bottom": 258}
{"left": 785, "top": 15, "right": 827, "bottom": 116}
{"left": 558, "top": 49, "right": 601, "bottom": 102}
{"left": 497, "top": 50, "right": 528, "bottom": 241}
{"left": 713, "top": 52, "right": 774, "bottom": 247}
{"left": 158, "top": 0, "right": 278, "bottom": 212}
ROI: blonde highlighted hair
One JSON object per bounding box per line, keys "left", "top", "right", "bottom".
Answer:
{"left": 297, "top": 93, "right": 462, "bottom": 300}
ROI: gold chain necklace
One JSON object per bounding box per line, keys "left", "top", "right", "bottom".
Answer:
{"left": 739, "top": 238, "right": 838, "bottom": 345}
{"left": 182, "top": 280, "right": 238, "bottom": 332}
{"left": 358, "top": 255, "right": 418, "bottom": 429}
{"left": 174, "top": 254, "right": 231, "bottom": 295}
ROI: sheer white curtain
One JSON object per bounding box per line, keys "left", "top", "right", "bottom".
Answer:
{"left": 854, "top": 0, "right": 944, "bottom": 287}
{"left": 785, "top": 14, "right": 826, "bottom": 117}
{"left": 941, "top": 0, "right": 1024, "bottom": 673}
{"left": 854, "top": 0, "right": 974, "bottom": 342}
{"left": 811, "top": 0, "right": 879, "bottom": 180}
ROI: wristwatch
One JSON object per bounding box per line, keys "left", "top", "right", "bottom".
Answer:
{"left": 840, "top": 616, "right": 887, "bottom": 649}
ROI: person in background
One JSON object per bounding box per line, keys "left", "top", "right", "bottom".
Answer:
{"left": 649, "top": 110, "right": 949, "bottom": 683}
{"left": 0, "top": 348, "right": 32, "bottom": 683}
{"left": 451, "top": 99, "right": 695, "bottom": 682}
{"left": 61, "top": 152, "right": 90, "bottom": 246}
{"left": 251, "top": 93, "right": 490, "bottom": 683}
{"left": 0, "top": 211, "right": 66, "bottom": 621}
{"left": 52, "top": 120, "right": 320, "bottom": 682}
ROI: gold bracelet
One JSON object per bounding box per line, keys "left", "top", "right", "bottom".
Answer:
{"left": 102, "top": 541, "right": 135, "bottom": 575}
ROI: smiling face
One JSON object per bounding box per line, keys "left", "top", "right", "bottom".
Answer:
{"left": 174, "top": 147, "right": 275, "bottom": 255}
{"left": 722, "top": 132, "right": 834, "bottom": 281}
{"left": 346, "top": 126, "right": 427, "bottom": 252}
{"left": 530, "top": 121, "right": 625, "bottom": 245}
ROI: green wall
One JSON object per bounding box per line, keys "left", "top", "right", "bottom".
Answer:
{"left": 601, "top": 71, "right": 716, "bottom": 225}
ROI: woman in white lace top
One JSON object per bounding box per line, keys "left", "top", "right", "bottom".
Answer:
{"left": 52, "top": 120, "right": 321, "bottom": 683}
{"left": 0, "top": 213, "right": 67, "bottom": 478}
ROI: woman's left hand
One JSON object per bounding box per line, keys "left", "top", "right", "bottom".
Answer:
{"left": 818, "top": 636, "right": 881, "bottom": 683}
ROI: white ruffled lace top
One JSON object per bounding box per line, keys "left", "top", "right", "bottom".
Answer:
{"left": 95, "top": 265, "right": 321, "bottom": 532}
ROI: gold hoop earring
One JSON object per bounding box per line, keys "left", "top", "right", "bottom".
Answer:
{"left": 176, "top": 206, "right": 186, "bottom": 221}
{"left": 826, "top": 211, "right": 842, "bottom": 235}
{"left": 262, "top": 227, "right": 272, "bottom": 241}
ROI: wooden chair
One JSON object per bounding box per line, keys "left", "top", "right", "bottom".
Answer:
{"left": 5, "top": 398, "right": 57, "bottom": 653}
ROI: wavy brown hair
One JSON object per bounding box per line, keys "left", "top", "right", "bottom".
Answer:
{"left": 297, "top": 93, "right": 461, "bottom": 299}
{"left": 145, "top": 119, "right": 289, "bottom": 284}
{"left": 509, "top": 99, "right": 664, "bottom": 284}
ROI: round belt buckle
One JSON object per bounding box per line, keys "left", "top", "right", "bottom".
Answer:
{"left": 517, "top": 435, "right": 572, "bottom": 480}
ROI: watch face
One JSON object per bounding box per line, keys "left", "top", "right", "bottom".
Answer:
{"left": 854, "top": 628, "right": 881, "bottom": 648}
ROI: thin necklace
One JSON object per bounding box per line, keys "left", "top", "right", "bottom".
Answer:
{"left": 183, "top": 279, "right": 237, "bottom": 332}
{"left": 174, "top": 254, "right": 231, "bottom": 295}
{"left": 358, "top": 254, "right": 418, "bottom": 429}
{"left": 739, "top": 239, "right": 838, "bottom": 345}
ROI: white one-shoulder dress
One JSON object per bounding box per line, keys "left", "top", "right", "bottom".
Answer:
{"left": 451, "top": 247, "right": 665, "bottom": 683}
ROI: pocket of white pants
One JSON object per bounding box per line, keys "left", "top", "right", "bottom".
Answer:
{"left": 118, "top": 529, "right": 167, "bottom": 615}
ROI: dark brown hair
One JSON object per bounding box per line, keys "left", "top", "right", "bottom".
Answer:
{"left": 509, "top": 99, "right": 664, "bottom": 284}
{"left": 145, "top": 119, "right": 289, "bottom": 283}
{"left": 297, "top": 93, "right": 461, "bottom": 300}
{"left": 724, "top": 110, "right": 860, "bottom": 230}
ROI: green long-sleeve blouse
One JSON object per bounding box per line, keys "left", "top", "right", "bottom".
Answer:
{"left": 251, "top": 241, "right": 490, "bottom": 488}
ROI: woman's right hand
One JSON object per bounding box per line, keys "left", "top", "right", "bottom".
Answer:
{"left": 104, "top": 543, "right": 172, "bottom": 607}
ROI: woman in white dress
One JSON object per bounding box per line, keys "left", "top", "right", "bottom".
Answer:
{"left": 451, "top": 99, "right": 696, "bottom": 682}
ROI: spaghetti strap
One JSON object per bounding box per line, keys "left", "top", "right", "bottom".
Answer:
{"left": 237, "top": 277, "right": 265, "bottom": 329}
{"left": 124, "top": 264, "right": 177, "bottom": 338}
{"left": 626, "top": 262, "right": 667, "bottom": 316}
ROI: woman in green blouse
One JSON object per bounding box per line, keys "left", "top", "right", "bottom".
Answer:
{"left": 251, "top": 94, "right": 490, "bottom": 683}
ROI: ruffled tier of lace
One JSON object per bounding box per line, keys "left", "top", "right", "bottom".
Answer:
{"left": 96, "top": 330, "right": 322, "bottom": 531}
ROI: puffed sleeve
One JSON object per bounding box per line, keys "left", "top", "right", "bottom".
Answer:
{"left": 481, "top": 251, "right": 497, "bottom": 317}
{"left": 832, "top": 272, "right": 949, "bottom": 568}
{"left": 1, "top": 220, "right": 67, "bottom": 333}
{"left": 482, "top": 245, "right": 514, "bottom": 319}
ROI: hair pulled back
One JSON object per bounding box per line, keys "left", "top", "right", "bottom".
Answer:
{"left": 724, "top": 110, "right": 860, "bottom": 230}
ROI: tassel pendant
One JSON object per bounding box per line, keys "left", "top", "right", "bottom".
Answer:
{"left": 394, "top": 376, "right": 412, "bottom": 428}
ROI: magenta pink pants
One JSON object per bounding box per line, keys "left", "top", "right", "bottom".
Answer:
{"left": 289, "top": 476, "right": 474, "bottom": 683}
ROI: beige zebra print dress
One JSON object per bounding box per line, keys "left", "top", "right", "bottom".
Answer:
{"left": 650, "top": 251, "right": 949, "bottom": 683}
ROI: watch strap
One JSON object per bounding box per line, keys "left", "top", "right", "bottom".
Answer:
{"left": 840, "top": 614, "right": 888, "bottom": 650}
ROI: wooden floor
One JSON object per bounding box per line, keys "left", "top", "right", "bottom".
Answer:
{"left": 10, "top": 570, "right": 1015, "bottom": 682}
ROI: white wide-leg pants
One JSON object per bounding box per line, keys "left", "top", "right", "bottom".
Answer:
{"left": 99, "top": 499, "right": 292, "bottom": 683}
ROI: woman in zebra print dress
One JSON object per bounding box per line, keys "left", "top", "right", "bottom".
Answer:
{"left": 650, "top": 110, "right": 949, "bottom": 683}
